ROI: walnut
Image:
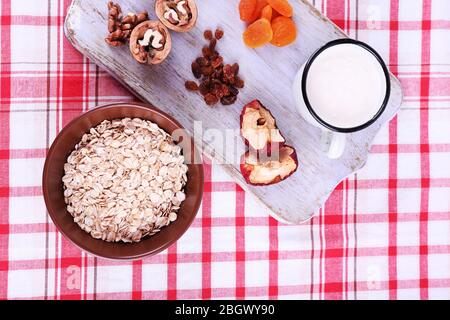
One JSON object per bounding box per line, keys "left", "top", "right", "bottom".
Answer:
{"left": 155, "top": 0, "right": 198, "bottom": 33}
{"left": 105, "top": 1, "right": 149, "bottom": 47}
{"left": 129, "top": 21, "right": 172, "bottom": 65}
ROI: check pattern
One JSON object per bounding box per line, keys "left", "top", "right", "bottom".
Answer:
{"left": 1, "top": 0, "right": 450, "bottom": 300}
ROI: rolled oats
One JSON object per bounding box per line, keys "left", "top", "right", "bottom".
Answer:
{"left": 62, "top": 118, "right": 188, "bottom": 243}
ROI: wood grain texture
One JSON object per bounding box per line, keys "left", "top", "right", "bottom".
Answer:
{"left": 64, "top": 0, "right": 403, "bottom": 224}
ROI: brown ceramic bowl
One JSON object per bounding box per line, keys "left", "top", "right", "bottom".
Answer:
{"left": 42, "top": 103, "right": 203, "bottom": 260}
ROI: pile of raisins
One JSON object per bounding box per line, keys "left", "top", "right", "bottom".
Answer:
{"left": 185, "top": 28, "right": 245, "bottom": 106}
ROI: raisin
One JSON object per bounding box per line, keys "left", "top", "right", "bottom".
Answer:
{"left": 202, "top": 46, "right": 213, "bottom": 57}
{"left": 211, "top": 56, "right": 224, "bottom": 69}
{"left": 201, "top": 65, "right": 214, "bottom": 76}
{"left": 221, "top": 95, "right": 237, "bottom": 105}
{"left": 220, "top": 85, "right": 230, "bottom": 97}
{"left": 229, "top": 77, "right": 239, "bottom": 85}
{"left": 204, "top": 93, "right": 219, "bottom": 106}
{"left": 210, "top": 82, "right": 228, "bottom": 98}
{"left": 222, "top": 64, "right": 236, "bottom": 84}
{"left": 196, "top": 57, "right": 209, "bottom": 66}
{"left": 199, "top": 81, "right": 211, "bottom": 95}
{"left": 215, "top": 28, "right": 224, "bottom": 40}
{"left": 213, "top": 68, "right": 223, "bottom": 80}
{"left": 209, "top": 51, "right": 219, "bottom": 60}
{"left": 223, "top": 64, "right": 232, "bottom": 75}
{"left": 185, "top": 28, "right": 243, "bottom": 107}
{"left": 185, "top": 81, "right": 199, "bottom": 91}
{"left": 204, "top": 29, "right": 213, "bottom": 40}
{"left": 228, "top": 86, "right": 239, "bottom": 97}
{"left": 210, "top": 88, "right": 222, "bottom": 99}
{"left": 235, "top": 77, "right": 245, "bottom": 89}
{"left": 191, "top": 62, "right": 201, "bottom": 79}
{"left": 231, "top": 63, "right": 240, "bottom": 75}
{"left": 209, "top": 38, "right": 217, "bottom": 50}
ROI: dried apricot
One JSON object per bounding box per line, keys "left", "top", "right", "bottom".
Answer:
{"left": 239, "top": 0, "right": 257, "bottom": 23}
{"left": 243, "top": 18, "right": 273, "bottom": 48}
{"left": 272, "top": 8, "right": 281, "bottom": 19}
{"left": 267, "top": 0, "right": 293, "bottom": 17}
{"left": 270, "top": 16, "right": 297, "bottom": 47}
{"left": 249, "top": 0, "right": 269, "bottom": 23}
{"left": 261, "top": 5, "right": 273, "bottom": 21}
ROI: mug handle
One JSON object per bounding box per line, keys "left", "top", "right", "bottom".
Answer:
{"left": 322, "top": 130, "right": 346, "bottom": 159}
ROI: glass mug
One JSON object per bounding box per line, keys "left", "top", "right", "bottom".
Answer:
{"left": 293, "top": 39, "right": 391, "bottom": 159}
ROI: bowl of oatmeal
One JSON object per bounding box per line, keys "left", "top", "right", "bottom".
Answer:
{"left": 42, "top": 103, "right": 203, "bottom": 260}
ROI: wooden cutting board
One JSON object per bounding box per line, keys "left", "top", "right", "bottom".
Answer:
{"left": 64, "top": 0, "right": 403, "bottom": 224}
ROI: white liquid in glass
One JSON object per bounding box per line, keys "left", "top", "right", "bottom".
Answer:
{"left": 305, "top": 44, "right": 386, "bottom": 129}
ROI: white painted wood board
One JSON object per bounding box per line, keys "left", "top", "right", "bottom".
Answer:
{"left": 64, "top": 0, "right": 403, "bottom": 224}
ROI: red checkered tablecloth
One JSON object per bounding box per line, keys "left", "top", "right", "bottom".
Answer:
{"left": 1, "top": 0, "right": 450, "bottom": 300}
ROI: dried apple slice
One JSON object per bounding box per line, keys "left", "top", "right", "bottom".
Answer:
{"left": 240, "top": 100, "right": 285, "bottom": 151}
{"left": 240, "top": 145, "right": 298, "bottom": 186}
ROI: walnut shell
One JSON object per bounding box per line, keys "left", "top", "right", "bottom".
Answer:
{"left": 155, "top": 0, "right": 198, "bottom": 33}
{"left": 129, "top": 21, "right": 172, "bottom": 65}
